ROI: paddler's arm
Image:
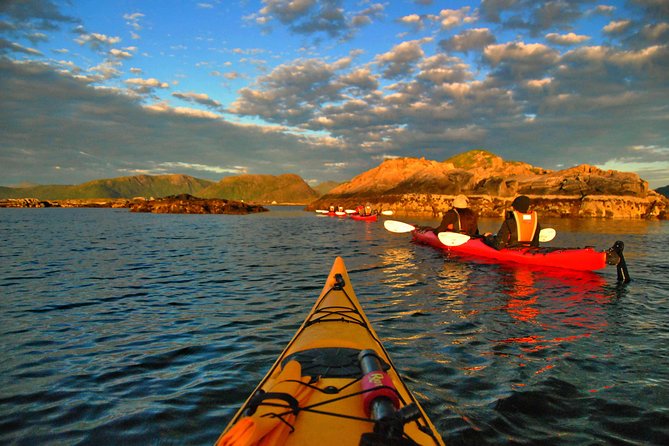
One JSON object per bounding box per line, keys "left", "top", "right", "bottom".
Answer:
{"left": 433, "top": 209, "right": 457, "bottom": 234}
{"left": 494, "top": 219, "right": 513, "bottom": 249}
{"left": 530, "top": 222, "right": 542, "bottom": 247}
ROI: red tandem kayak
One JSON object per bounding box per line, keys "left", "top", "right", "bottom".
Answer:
{"left": 412, "top": 230, "right": 615, "bottom": 271}
{"left": 350, "top": 213, "right": 378, "bottom": 222}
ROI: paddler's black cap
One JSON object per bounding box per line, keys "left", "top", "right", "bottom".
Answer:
{"left": 512, "top": 195, "right": 530, "bottom": 213}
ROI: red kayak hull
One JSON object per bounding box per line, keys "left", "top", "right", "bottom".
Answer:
{"left": 412, "top": 230, "right": 607, "bottom": 271}
{"left": 350, "top": 214, "right": 378, "bottom": 222}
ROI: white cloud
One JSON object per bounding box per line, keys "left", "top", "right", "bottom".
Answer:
{"left": 76, "top": 32, "right": 121, "bottom": 49}
{"left": 110, "top": 48, "right": 133, "bottom": 59}
{"left": 545, "top": 32, "right": 590, "bottom": 45}
{"left": 433, "top": 7, "right": 476, "bottom": 29}
{"left": 323, "top": 162, "right": 348, "bottom": 168}
{"left": 603, "top": 19, "right": 631, "bottom": 34}
{"left": 123, "top": 12, "right": 144, "bottom": 38}
{"left": 144, "top": 102, "right": 221, "bottom": 119}
{"left": 125, "top": 77, "right": 170, "bottom": 93}
{"left": 375, "top": 39, "right": 428, "bottom": 79}
{"left": 158, "top": 162, "right": 247, "bottom": 174}
{"left": 399, "top": 14, "right": 423, "bottom": 28}
{"left": 172, "top": 92, "right": 223, "bottom": 108}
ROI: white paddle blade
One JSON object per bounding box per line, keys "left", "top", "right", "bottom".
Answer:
{"left": 381, "top": 210, "right": 394, "bottom": 216}
{"left": 437, "top": 232, "right": 471, "bottom": 247}
{"left": 539, "top": 227, "right": 556, "bottom": 242}
{"left": 345, "top": 209, "right": 357, "bottom": 214}
{"left": 383, "top": 220, "right": 416, "bottom": 233}
{"left": 315, "top": 209, "right": 329, "bottom": 213}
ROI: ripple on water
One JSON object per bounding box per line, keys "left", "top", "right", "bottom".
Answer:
{"left": 0, "top": 209, "right": 668, "bottom": 445}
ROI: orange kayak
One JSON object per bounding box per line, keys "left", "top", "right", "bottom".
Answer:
{"left": 216, "top": 257, "right": 445, "bottom": 446}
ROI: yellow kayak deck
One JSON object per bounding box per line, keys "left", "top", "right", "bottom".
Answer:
{"left": 216, "top": 256, "right": 444, "bottom": 446}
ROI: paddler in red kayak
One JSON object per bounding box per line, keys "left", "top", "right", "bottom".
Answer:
{"left": 485, "top": 195, "right": 542, "bottom": 249}
{"left": 432, "top": 194, "right": 479, "bottom": 236}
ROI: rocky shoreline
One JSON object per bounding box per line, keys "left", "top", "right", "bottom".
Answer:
{"left": 3, "top": 193, "right": 667, "bottom": 219}
{"left": 0, "top": 195, "right": 268, "bottom": 215}
{"left": 0, "top": 198, "right": 131, "bottom": 208}
{"left": 309, "top": 192, "right": 669, "bottom": 220}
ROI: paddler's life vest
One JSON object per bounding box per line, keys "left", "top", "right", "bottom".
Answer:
{"left": 512, "top": 210, "right": 538, "bottom": 243}
{"left": 453, "top": 208, "right": 478, "bottom": 236}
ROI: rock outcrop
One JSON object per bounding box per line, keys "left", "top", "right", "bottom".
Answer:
{"left": 310, "top": 151, "right": 668, "bottom": 219}
{"left": 129, "top": 194, "right": 268, "bottom": 215}
{"left": 0, "top": 198, "right": 133, "bottom": 208}
{"left": 0, "top": 198, "right": 51, "bottom": 208}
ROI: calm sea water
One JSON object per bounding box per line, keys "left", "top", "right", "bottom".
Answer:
{"left": 1, "top": 207, "right": 668, "bottom": 445}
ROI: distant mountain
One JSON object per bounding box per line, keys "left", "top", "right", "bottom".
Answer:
{"left": 0, "top": 174, "right": 213, "bottom": 200}
{"left": 312, "top": 181, "right": 341, "bottom": 196}
{"left": 198, "top": 173, "right": 319, "bottom": 203}
{"left": 657, "top": 185, "right": 669, "bottom": 198}
{"left": 0, "top": 172, "right": 319, "bottom": 204}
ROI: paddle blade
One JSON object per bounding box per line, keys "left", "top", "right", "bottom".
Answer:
{"left": 315, "top": 210, "right": 328, "bottom": 214}
{"left": 381, "top": 210, "right": 394, "bottom": 216}
{"left": 383, "top": 220, "right": 415, "bottom": 233}
{"left": 345, "top": 209, "right": 357, "bottom": 214}
{"left": 539, "top": 227, "right": 556, "bottom": 242}
{"left": 437, "top": 232, "right": 471, "bottom": 247}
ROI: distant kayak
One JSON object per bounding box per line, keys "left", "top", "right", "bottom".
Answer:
{"left": 216, "top": 257, "right": 445, "bottom": 446}
{"left": 412, "top": 230, "right": 614, "bottom": 271}
{"left": 350, "top": 213, "right": 378, "bottom": 222}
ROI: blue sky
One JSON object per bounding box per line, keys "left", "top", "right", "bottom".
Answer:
{"left": 1, "top": 0, "right": 668, "bottom": 188}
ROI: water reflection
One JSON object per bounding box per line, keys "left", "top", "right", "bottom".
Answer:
{"left": 501, "top": 268, "right": 540, "bottom": 324}
{"left": 379, "top": 247, "right": 418, "bottom": 290}
{"left": 434, "top": 261, "right": 479, "bottom": 323}
{"left": 491, "top": 266, "right": 612, "bottom": 379}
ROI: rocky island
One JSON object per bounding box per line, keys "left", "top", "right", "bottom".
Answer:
{"left": 129, "top": 194, "right": 268, "bottom": 215}
{"left": 310, "top": 151, "right": 669, "bottom": 220}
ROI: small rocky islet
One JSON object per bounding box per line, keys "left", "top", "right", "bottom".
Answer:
{"left": 129, "top": 194, "right": 268, "bottom": 215}
{"left": 0, "top": 195, "right": 268, "bottom": 215}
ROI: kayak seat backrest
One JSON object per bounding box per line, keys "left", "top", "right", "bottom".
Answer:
{"left": 282, "top": 347, "right": 390, "bottom": 379}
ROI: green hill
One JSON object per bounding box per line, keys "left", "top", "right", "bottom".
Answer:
{"left": 445, "top": 149, "right": 545, "bottom": 174}
{"left": 312, "top": 181, "right": 341, "bottom": 196}
{"left": 0, "top": 174, "right": 213, "bottom": 200}
{"left": 657, "top": 185, "right": 669, "bottom": 198}
{"left": 199, "top": 173, "right": 319, "bottom": 203}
